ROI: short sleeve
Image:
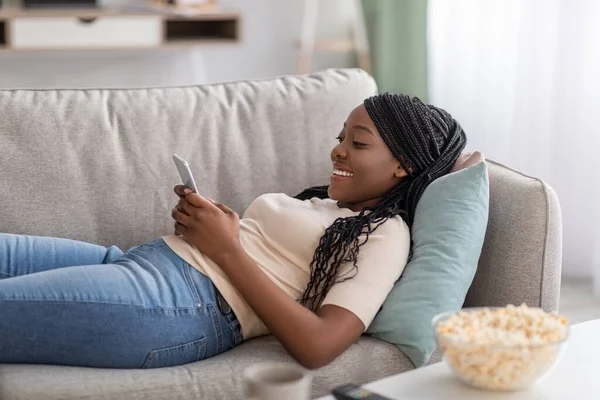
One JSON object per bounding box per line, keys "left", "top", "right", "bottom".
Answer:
{"left": 320, "top": 216, "right": 410, "bottom": 330}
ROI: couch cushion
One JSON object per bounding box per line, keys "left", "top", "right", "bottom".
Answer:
{"left": 0, "top": 336, "right": 413, "bottom": 400}
{"left": 0, "top": 68, "right": 376, "bottom": 252}
{"left": 367, "top": 161, "right": 489, "bottom": 368}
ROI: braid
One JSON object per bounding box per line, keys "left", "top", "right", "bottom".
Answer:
{"left": 364, "top": 93, "right": 466, "bottom": 226}
{"left": 295, "top": 183, "right": 409, "bottom": 310}
{"left": 296, "top": 94, "right": 467, "bottom": 311}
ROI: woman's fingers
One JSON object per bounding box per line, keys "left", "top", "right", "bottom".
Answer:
{"left": 174, "top": 185, "right": 194, "bottom": 198}
{"left": 175, "top": 200, "right": 190, "bottom": 216}
{"left": 178, "top": 197, "right": 215, "bottom": 215}
{"left": 174, "top": 221, "right": 185, "bottom": 236}
{"left": 213, "top": 202, "right": 236, "bottom": 216}
{"left": 182, "top": 193, "right": 234, "bottom": 216}
{"left": 178, "top": 198, "right": 196, "bottom": 216}
{"left": 174, "top": 185, "right": 185, "bottom": 197}
{"left": 184, "top": 192, "right": 215, "bottom": 208}
{"left": 171, "top": 206, "right": 190, "bottom": 226}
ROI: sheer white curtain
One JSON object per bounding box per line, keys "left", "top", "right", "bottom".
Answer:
{"left": 428, "top": 0, "right": 600, "bottom": 293}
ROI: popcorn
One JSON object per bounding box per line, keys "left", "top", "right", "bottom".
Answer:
{"left": 435, "top": 304, "right": 569, "bottom": 391}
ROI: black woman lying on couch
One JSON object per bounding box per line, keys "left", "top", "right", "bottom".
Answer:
{"left": 0, "top": 93, "right": 466, "bottom": 369}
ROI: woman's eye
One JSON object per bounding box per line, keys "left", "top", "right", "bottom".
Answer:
{"left": 336, "top": 136, "right": 343, "bottom": 143}
{"left": 353, "top": 141, "right": 367, "bottom": 147}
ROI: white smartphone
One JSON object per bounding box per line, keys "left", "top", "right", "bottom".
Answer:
{"left": 173, "top": 154, "right": 199, "bottom": 193}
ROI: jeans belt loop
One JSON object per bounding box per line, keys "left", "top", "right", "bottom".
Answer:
{"left": 217, "top": 290, "right": 232, "bottom": 315}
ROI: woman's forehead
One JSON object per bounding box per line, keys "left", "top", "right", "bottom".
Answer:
{"left": 346, "top": 104, "right": 375, "bottom": 126}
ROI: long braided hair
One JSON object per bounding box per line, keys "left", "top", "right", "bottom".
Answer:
{"left": 296, "top": 93, "right": 467, "bottom": 310}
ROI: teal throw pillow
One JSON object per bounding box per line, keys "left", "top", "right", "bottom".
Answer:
{"left": 366, "top": 161, "right": 489, "bottom": 367}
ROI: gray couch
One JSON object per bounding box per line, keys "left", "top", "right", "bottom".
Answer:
{"left": 0, "top": 69, "right": 562, "bottom": 400}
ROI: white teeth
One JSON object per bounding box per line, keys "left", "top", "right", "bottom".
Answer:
{"left": 333, "top": 169, "right": 354, "bottom": 177}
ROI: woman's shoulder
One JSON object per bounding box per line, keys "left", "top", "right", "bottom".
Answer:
{"left": 245, "top": 193, "right": 307, "bottom": 213}
{"left": 249, "top": 192, "right": 295, "bottom": 204}
{"left": 369, "top": 214, "right": 410, "bottom": 241}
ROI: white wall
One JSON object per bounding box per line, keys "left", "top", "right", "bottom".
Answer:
{"left": 0, "top": 0, "right": 357, "bottom": 88}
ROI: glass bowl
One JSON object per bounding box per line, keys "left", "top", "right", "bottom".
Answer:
{"left": 431, "top": 307, "right": 569, "bottom": 392}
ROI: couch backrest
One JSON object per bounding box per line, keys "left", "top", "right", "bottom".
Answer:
{"left": 0, "top": 68, "right": 561, "bottom": 311}
{"left": 0, "top": 69, "right": 376, "bottom": 249}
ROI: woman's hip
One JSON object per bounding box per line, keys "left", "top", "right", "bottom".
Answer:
{"left": 122, "top": 238, "right": 243, "bottom": 351}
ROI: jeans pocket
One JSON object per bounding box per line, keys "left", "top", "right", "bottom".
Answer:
{"left": 141, "top": 337, "right": 207, "bottom": 369}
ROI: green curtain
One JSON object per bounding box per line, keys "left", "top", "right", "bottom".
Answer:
{"left": 362, "top": 0, "right": 429, "bottom": 102}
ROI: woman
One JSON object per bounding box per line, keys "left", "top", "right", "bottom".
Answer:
{"left": 0, "top": 93, "right": 466, "bottom": 369}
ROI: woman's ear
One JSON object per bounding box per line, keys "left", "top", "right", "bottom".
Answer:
{"left": 394, "top": 165, "right": 409, "bottom": 179}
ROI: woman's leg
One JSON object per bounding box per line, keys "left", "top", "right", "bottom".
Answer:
{"left": 0, "top": 238, "right": 242, "bottom": 369}
{"left": 0, "top": 233, "right": 124, "bottom": 279}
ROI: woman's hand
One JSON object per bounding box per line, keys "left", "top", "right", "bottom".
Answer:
{"left": 173, "top": 185, "right": 191, "bottom": 200}
{"left": 173, "top": 185, "right": 191, "bottom": 229}
{"left": 171, "top": 188, "right": 243, "bottom": 264}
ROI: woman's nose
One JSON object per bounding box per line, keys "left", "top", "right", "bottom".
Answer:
{"left": 331, "top": 143, "right": 347, "bottom": 161}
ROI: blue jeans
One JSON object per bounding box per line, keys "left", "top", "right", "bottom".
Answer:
{"left": 0, "top": 233, "right": 242, "bottom": 369}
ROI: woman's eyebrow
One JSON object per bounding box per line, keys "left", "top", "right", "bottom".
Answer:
{"left": 354, "top": 125, "right": 374, "bottom": 135}
{"left": 343, "top": 122, "right": 374, "bottom": 136}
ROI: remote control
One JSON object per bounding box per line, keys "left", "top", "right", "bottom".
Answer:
{"left": 332, "top": 383, "right": 394, "bottom": 400}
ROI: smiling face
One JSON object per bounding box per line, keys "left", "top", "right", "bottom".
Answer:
{"left": 328, "top": 104, "right": 408, "bottom": 211}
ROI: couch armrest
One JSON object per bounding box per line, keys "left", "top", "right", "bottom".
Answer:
{"left": 464, "top": 160, "right": 562, "bottom": 312}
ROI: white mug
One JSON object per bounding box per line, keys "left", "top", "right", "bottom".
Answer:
{"left": 243, "top": 362, "right": 312, "bottom": 400}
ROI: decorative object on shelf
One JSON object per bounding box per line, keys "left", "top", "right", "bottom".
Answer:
{"left": 296, "top": 0, "right": 371, "bottom": 74}
{"left": 146, "top": 0, "right": 218, "bottom": 17}
{"left": 164, "top": 0, "right": 214, "bottom": 7}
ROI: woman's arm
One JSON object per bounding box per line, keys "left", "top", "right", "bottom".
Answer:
{"left": 213, "top": 249, "right": 364, "bottom": 369}
{"left": 171, "top": 189, "right": 364, "bottom": 369}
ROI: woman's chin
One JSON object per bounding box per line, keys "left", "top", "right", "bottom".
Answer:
{"left": 327, "top": 187, "right": 336, "bottom": 200}
{"left": 327, "top": 186, "right": 343, "bottom": 201}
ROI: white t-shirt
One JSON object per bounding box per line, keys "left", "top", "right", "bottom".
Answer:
{"left": 163, "top": 193, "right": 410, "bottom": 339}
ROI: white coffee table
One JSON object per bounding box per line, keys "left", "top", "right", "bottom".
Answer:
{"left": 317, "top": 319, "right": 600, "bottom": 400}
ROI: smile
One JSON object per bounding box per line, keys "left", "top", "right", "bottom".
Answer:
{"left": 333, "top": 169, "right": 354, "bottom": 178}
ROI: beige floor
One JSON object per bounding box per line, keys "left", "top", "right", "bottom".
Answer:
{"left": 560, "top": 277, "right": 600, "bottom": 324}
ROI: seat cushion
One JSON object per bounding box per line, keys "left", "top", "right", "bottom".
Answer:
{"left": 0, "top": 336, "right": 413, "bottom": 400}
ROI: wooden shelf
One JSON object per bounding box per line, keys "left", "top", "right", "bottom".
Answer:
{"left": 0, "top": 1, "right": 240, "bottom": 51}
{"left": 0, "top": 4, "right": 240, "bottom": 19}
{"left": 0, "top": 20, "right": 6, "bottom": 48}
{"left": 165, "top": 18, "right": 236, "bottom": 42}
{"left": 165, "top": 37, "right": 234, "bottom": 46}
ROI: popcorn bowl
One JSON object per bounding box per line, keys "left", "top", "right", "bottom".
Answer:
{"left": 432, "top": 306, "right": 569, "bottom": 392}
